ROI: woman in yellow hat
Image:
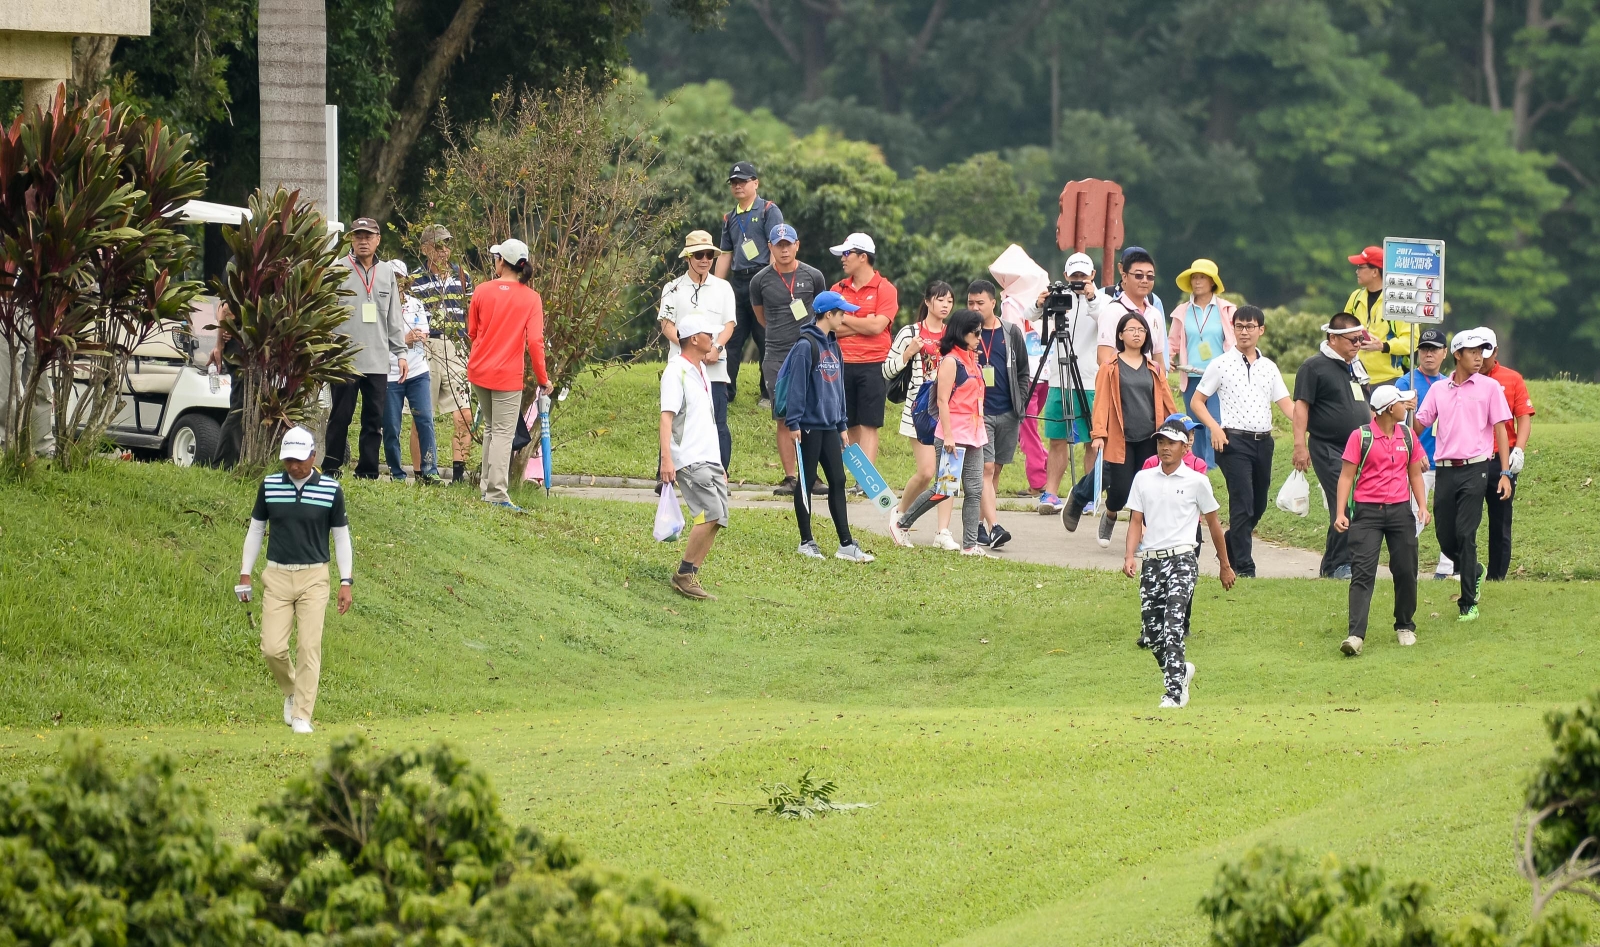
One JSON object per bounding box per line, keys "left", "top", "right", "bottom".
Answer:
{"left": 1169, "top": 259, "right": 1237, "bottom": 466}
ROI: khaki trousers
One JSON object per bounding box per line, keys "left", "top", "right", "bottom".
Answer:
{"left": 473, "top": 385, "right": 521, "bottom": 504}
{"left": 260, "top": 564, "right": 330, "bottom": 721}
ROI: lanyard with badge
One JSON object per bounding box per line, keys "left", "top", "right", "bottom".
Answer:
{"left": 350, "top": 255, "right": 378, "bottom": 323}
{"left": 978, "top": 328, "right": 999, "bottom": 387}
{"left": 1190, "top": 301, "right": 1217, "bottom": 362}
{"left": 778, "top": 268, "right": 808, "bottom": 321}
{"left": 732, "top": 200, "right": 766, "bottom": 262}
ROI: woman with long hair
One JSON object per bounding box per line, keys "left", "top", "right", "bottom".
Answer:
{"left": 883, "top": 281, "right": 956, "bottom": 548}
{"left": 466, "top": 238, "right": 548, "bottom": 512}
{"left": 1066, "top": 311, "right": 1176, "bottom": 547}
{"left": 890, "top": 308, "right": 990, "bottom": 555}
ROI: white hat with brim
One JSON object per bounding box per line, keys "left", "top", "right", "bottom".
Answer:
{"left": 829, "top": 232, "right": 876, "bottom": 257}
{"left": 1369, "top": 385, "right": 1416, "bottom": 413}
{"left": 489, "top": 238, "right": 529, "bottom": 266}
{"left": 280, "top": 426, "right": 316, "bottom": 461}
{"left": 1476, "top": 326, "right": 1499, "bottom": 352}
{"left": 1451, "top": 328, "right": 1493, "bottom": 352}
{"left": 1064, "top": 252, "right": 1096, "bottom": 276}
{"left": 1155, "top": 421, "right": 1190, "bottom": 443}
{"left": 675, "top": 313, "right": 720, "bottom": 340}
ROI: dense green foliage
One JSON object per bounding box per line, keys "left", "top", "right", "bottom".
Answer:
{"left": 1526, "top": 691, "right": 1600, "bottom": 877}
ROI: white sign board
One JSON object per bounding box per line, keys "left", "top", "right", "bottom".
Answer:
{"left": 1382, "top": 237, "right": 1444, "bottom": 324}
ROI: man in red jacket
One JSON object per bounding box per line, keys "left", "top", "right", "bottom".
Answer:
{"left": 466, "top": 237, "right": 548, "bottom": 511}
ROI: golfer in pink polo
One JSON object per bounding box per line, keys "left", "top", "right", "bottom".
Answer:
{"left": 1412, "top": 328, "right": 1513, "bottom": 622}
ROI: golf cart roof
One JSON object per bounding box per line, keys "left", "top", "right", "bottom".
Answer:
{"left": 171, "top": 199, "right": 347, "bottom": 235}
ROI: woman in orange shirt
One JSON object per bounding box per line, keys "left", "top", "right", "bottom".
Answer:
{"left": 466, "top": 238, "right": 548, "bottom": 511}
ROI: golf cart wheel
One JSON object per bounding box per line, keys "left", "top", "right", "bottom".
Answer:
{"left": 169, "top": 414, "right": 221, "bottom": 467}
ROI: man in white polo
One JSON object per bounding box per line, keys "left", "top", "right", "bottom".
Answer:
{"left": 237, "top": 427, "right": 353, "bottom": 734}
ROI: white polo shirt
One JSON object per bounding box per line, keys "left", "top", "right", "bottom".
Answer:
{"left": 660, "top": 355, "right": 720, "bottom": 468}
{"left": 1126, "top": 462, "right": 1220, "bottom": 553}
{"left": 659, "top": 273, "right": 737, "bottom": 384}
{"left": 1195, "top": 349, "right": 1288, "bottom": 433}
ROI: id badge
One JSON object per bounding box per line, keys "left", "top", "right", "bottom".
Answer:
{"left": 361, "top": 302, "right": 378, "bottom": 323}
{"left": 1199, "top": 341, "right": 1214, "bottom": 361}
{"left": 1350, "top": 381, "right": 1365, "bottom": 401}
{"left": 741, "top": 238, "right": 759, "bottom": 260}
{"left": 982, "top": 364, "right": 996, "bottom": 386}
{"left": 790, "top": 298, "right": 808, "bottom": 320}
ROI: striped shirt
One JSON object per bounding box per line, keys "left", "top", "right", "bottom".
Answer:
{"left": 251, "top": 471, "right": 348, "bottom": 565}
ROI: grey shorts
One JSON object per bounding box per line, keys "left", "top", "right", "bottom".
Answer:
{"left": 677, "top": 461, "right": 730, "bottom": 527}
{"left": 984, "top": 411, "right": 1020, "bottom": 465}
{"left": 424, "top": 337, "right": 469, "bottom": 414}
{"left": 762, "top": 360, "right": 785, "bottom": 417}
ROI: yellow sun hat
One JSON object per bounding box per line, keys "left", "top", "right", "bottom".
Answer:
{"left": 1176, "top": 258, "right": 1225, "bottom": 295}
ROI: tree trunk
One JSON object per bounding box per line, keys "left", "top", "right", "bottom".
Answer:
{"left": 72, "top": 35, "right": 118, "bottom": 91}
{"left": 258, "top": 0, "right": 328, "bottom": 210}
{"left": 800, "top": 7, "right": 830, "bottom": 102}
{"left": 1510, "top": 0, "right": 1547, "bottom": 151}
{"left": 356, "top": 0, "right": 489, "bottom": 223}
{"left": 1482, "top": 0, "right": 1501, "bottom": 111}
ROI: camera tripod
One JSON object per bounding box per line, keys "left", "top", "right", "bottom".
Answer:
{"left": 1023, "top": 290, "right": 1095, "bottom": 480}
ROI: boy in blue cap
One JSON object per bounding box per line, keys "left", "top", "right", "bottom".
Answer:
{"left": 780, "top": 290, "right": 875, "bottom": 562}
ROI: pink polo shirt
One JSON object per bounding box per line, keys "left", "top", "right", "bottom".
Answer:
{"left": 1414, "top": 372, "right": 1511, "bottom": 462}
{"left": 1342, "top": 422, "right": 1417, "bottom": 504}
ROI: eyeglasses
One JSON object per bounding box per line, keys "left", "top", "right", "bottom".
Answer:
{"left": 1127, "top": 271, "right": 1155, "bottom": 281}
{"left": 840, "top": 249, "right": 860, "bottom": 258}
{"left": 690, "top": 251, "right": 717, "bottom": 261}
{"left": 1232, "top": 322, "right": 1262, "bottom": 330}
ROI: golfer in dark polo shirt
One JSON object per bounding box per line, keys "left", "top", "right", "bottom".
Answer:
{"left": 1292, "top": 313, "right": 1373, "bottom": 579}
{"left": 237, "top": 427, "right": 353, "bottom": 734}
{"left": 714, "top": 160, "right": 785, "bottom": 403}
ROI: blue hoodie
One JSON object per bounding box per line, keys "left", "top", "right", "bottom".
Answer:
{"left": 783, "top": 323, "right": 847, "bottom": 433}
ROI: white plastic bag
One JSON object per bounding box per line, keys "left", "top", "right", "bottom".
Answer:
{"left": 1276, "top": 470, "right": 1311, "bottom": 517}
{"left": 653, "top": 483, "right": 684, "bottom": 541}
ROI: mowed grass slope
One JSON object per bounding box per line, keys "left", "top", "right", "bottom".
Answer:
{"left": 3, "top": 461, "right": 1599, "bottom": 946}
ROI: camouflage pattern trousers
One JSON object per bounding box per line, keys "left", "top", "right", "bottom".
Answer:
{"left": 1139, "top": 551, "right": 1198, "bottom": 701}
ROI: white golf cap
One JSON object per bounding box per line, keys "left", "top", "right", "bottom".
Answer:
{"left": 1064, "top": 252, "right": 1095, "bottom": 276}
{"left": 675, "top": 313, "right": 720, "bottom": 340}
{"left": 829, "top": 232, "right": 876, "bottom": 257}
{"left": 1451, "top": 327, "right": 1493, "bottom": 352}
{"left": 489, "top": 238, "right": 529, "bottom": 266}
{"left": 1369, "top": 384, "right": 1416, "bottom": 413}
{"left": 1476, "top": 326, "right": 1498, "bottom": 352}
{"left": 388, "top": 259, "right": 408, "bottom": 277}
{"left": 280, "top": 426, "right": 316, "bottom": 461}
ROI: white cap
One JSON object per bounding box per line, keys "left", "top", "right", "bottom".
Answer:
{"left": 1451, "top": 328, "right": 1494, "bottom": 352}
{"left": 279, "top": 426, "right": 316, "bottom": 461}
{"left": 1064, "top": 252, "right": 1095, "bottom": 276}
{"left": 1319, "top": 320, "right": 1367, "bottom": 336}
{"left": 829, "top": 232, "right": 876, "bottom": 257}
{"left": 1476, "top": 326, "right": 1498, "bottom": 352}
{"left": 675, "top": 313, "right": 721, "bottom": 340}
{"left": 1369, "top": 385, "right": 1416, "bottom": 413}
{"left": 388, "top": 259, "right": 408, "bottom": 277}
{"left": 489, "top": 238, "right": 529, "bottom": 266}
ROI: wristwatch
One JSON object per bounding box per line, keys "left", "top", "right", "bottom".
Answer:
{"left": 340, "top": 578, "right": 353, "bottom": 587}
{"left": 1380, "top": 342, "right": 1390, "bottom": 353}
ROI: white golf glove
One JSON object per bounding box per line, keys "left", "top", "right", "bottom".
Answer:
{"left": 1507, "top": 446, "right": 1525, "bottom": 475}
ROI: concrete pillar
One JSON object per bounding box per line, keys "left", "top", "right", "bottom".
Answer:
{"left": 258, "top": 0, "right": 327, "bottom": 212}
{"left": 21, "top": 78, "right": 63, "bottom": 113}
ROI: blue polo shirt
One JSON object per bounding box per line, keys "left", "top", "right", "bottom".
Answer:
{"left": 718, "top": 198, "right": 784, "bottom": 274}
{"left": 1394, "top": 368, "right": 1444, "bottom": 463}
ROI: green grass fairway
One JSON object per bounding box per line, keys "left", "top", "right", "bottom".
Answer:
{"left": 2, "top": 462, "right": 1597, "bottom": 945}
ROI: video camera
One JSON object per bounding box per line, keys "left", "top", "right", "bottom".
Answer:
{"left": 1040, "top": 280, "right": 1087, "bottom": 338}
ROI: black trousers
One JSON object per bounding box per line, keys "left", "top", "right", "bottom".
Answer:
{"left": 1309, "top": 436, "right": 1351, "bottom": 576}
{"left": 1068, "top": 436, "right": 1158, "bottom": 513}
{"left": 794, "top": 428, "right": 852, "bottom": 546}
{"left": 1346, "top": 501, "right": 1419, "bottom": 639}
{"left": 711, "top": 381, "right": 732, "bottom": 472}
{"left": 1434, "top": 460, "right": 1492, "bottom": 609}
{"left": 325, "top": 373, "right": 388, "bottom": 478}
{"left": 725, "top": 271, "right": 766, "bottom": 400}
{"left": 214, "top": 368, "right": 245, "bottom": 469}
{"left": 1215, "top": 431, "right": 1274, "bottom": 576}
{"left": 1485, "top": 474, "right": 1517, "bottom": 580}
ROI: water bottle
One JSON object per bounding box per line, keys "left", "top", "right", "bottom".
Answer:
{"left": 207, "top": 363, "right": 219, "bottom": 393}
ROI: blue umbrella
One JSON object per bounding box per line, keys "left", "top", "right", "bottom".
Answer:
{"left": 539, "top": 394, "right": 553, "bottom": 495}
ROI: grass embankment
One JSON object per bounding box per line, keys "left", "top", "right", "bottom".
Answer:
{"left": 554, "top": 366, "right": 1600, "bottom": 578}
{"left": 2, "top": 462, "right": 1598, "bottom": 946}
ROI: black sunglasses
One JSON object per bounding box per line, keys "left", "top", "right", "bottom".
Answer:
{"left": 690, "top": 251, "right": 717, "bottom": 261}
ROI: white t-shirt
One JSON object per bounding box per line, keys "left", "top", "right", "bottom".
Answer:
{"left": 1032, "top": 292, "right": 1102, "bottom": 389}
{"left": 660, "top": 355, "right": 720, "bottom": 468}
{"left": 1126, "top": 463, "right": 1220, "bottom": 552}
{"left": 1195, "top": 350, "right": 1289, "bottom": 434}
{"left": 388, "top": 295, "right": 429, "bottom": 381}
{"left": 1100, "top": 294, "right": 1169, "bottom": 373}
{"left": 659, "top": 273, "right": 737, "bottom": 384}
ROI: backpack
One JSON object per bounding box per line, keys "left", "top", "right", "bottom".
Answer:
{"left": 1347, "top": 423, "right": 1414, "bottom": 518}
{"left": 886, "top": 358, "right": 914, "bottom": 404}
{"left": 911, "top": 355, "right": 971, "bottom": 446}
{"left": 772, "top": 334, "right": 821, "bottom": 420}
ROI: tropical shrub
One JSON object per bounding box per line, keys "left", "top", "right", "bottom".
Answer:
{"left": 1519, "top": 689, "right": 1600, "bottom": 920}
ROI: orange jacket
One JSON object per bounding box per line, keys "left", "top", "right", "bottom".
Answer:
{"left": 1091, "top": 356, "right": 1178, "bottom": 464}
{"left": 466, "top": 279, "right": 547, "bottom": 391}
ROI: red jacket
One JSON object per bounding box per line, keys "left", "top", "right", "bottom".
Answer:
{"left": 467, "top": 279, "right": 547, "bottom": 391}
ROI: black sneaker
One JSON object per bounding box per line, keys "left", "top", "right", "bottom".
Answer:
{"left": 773, "top": 476, "right": 797, "bottom": 496}
{"left": 987, "top": 524, "right": 1012, "bottom": 549}
{"left": 1062, "top": 499, "right": 1084, "bottom": 532}
{"left": 810, "top": 479, "right": 829, "bottom": 496}
{"left": 977, "top": 524, "right": 992, "bottom": 546}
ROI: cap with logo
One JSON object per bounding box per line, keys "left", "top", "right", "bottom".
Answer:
{"left": 349, "top": 217, "right": 380, "bottom": 235}
{"left": 1064, "top": 252, "right": 1095, "bottom": 276}
{"left": 1347, "top": 246, "right": 1384, "bottom": 268}
{"left": 727, "top": 161, "right": 759, "bottom": 182}
{"left": 768, "top": 223, "right": 799, "bottom": 244}
{"left": 1416, "top": 327, "right": 1447, "bottom": 349}
{"left": 1155, "top": 419, "right": 1191, "bottom": 442}
{"left": 280, "top": 426, "right": 317, "bottom": 461}
{"left": 1476, "top": 326, "right": 1499, "bottom": 352}
{"left": 489, "top": 238, "right": 529, "bottom": 266}
{"left": 420, "top": 224, "right": 452, "bottom": 246}
{"left": 812, "top": 290, "right": 860, "bottom": 314}
{"left": 1369, "top": 384, "right": 1416, "bottom": 413}
{"left": 829, "top": 232, "right": 876, "bottom": 257}
{"left": 1450, "top": 327, "right": 1493, "bottom": 352}
{"left": 677, "top": 230, "right": 720, "bottom": 259}
{"left": 1163, "top": 412, "right": 1199, "bottom": 432}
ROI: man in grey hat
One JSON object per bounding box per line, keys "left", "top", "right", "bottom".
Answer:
{"left": 411, "top": 224, "right": 475, "bottom": 484}
{"left": 325, "top": 217, "right": 408, "bottom": 479}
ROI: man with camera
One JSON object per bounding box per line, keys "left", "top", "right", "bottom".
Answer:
{"left": 1035, "top": 253, "right": 1104, "bottom": 513}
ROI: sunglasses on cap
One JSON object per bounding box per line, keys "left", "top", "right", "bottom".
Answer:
{"left": 690, "top": 250, "right": 717, "bottom": 261}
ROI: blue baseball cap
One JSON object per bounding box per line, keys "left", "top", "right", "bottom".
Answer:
{"left": 769, "top": 223, "right": 798, "bottom": 244}
{"left": 1122, "top": 246, "right": 1154, "bottom": 266}
{"left": 812, "top": 290, "right": 859, "bottom": 314}
{"left": 1163, "top": 412, "right": 1198, "bottom": 432}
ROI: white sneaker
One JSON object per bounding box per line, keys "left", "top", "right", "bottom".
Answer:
{"left": 283, "top": 696, "right": 294, "bottom": 726}
{"left": 836, "top": 543, "right": 875, "bottom": 563}
{"left": 1097, "top": 509, "right": 1116, "bottom": 548}
{"left": 1179, "top": 662, "right": 1195, "bottom": 707}
{"left": 888, "top": 514, "right": 914, "bottom": 548}
{"left": 961, "top": 545, "right": 994, "bottom": 557}
{"left": 1159, "top": 696, "right": 1181, "bottom": 708}
{"left": 797, "top": 540, "right": 826, "bottom": 559}
{"left": 933, "top": 529, "right": 960, "bottom": 551}
{"left": 291, "top": 717, "right": 314, "bottom": 734}
{"left": 1397, "top": 630, "right": 1417, "bottom": 646}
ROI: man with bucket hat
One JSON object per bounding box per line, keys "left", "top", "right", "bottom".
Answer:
{"left": 714, "top": 161, "right": 785, "bottom": 403}
{"left": 1342, "top": 245, "right": 1414, "bottom": 385}
{"left": 1169, "top": 258, "right": 1236, "bottom": 466}
{"left": 660, "top": 230, "right": 737, "bottom": 470}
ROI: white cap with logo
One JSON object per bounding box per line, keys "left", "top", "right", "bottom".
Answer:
{"left": 1369, "top": 384, "right": 1416, "bottom": 413}
{"left": 1451, "top": 327, "right": 1494, "bottom": 352}
{"left": 489, "top": 238, "right": 529, "bottom": 266}
{"left": 280, "top": 426, "right": 317, "bottom": 461}
{"left": 829, "top": 232, "right": 876, "bottom": 257}
{"left": 1064, "top": 252, "right": 1095, "bottom": 276}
